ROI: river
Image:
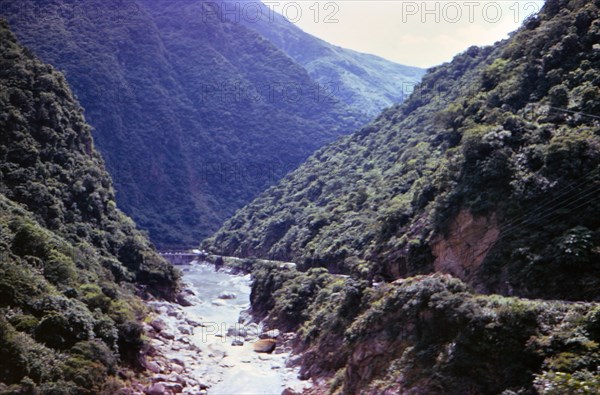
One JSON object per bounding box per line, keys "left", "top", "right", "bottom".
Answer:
{"left": 145, "top": 262, "right": 310, "bottom": 395}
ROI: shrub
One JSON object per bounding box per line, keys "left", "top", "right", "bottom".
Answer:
{"left": 549, "top": 84, "right": 569, "bottom": 107}
{"left": 79, "top": 284, "right": 111, "bottom": 313}
{"left": 33, "top": 297, "right": 95, "bottom": 350}
{"left": 11, "top": 221, "right": 51, "bottom": 260}
{"left": 534, "top": 370, "right": 600, "bottom": 394}
{"left": 9, "top": 314, "right": 38, "bottom": 334}
{"left": 44, "top": 250, "right": 76, "bottom": 287}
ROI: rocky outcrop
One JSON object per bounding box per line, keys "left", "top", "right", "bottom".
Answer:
{"left": 432, "top": 210, "right": 499, "bottom": 287}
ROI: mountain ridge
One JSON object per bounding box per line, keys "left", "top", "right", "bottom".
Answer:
{"left": 231, "top": 0, "right": 426, "bottom": 117}
{"left": 0, "top": 0, "right": 377, "bottom": 248}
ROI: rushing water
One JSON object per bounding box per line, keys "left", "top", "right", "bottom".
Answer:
{"left": 156, "top": 262, "right": 309, "bottom": 395}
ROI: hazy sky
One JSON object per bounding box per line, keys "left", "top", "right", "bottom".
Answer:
{"left": 268, "top": 1, "right": 545, "bottom": 68}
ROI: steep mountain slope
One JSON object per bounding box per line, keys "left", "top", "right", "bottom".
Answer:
{"left": 0, "top": 0, "right": 366, "bottom": 248}
{"left": 231, "top": 0, "right": 425, "bottom": 117}
{"left": 213, "top": 1, "right": 600, "bottom": 392}
{"left": 206, "top": 0, "right": 600, "bottom": 302}
{"left": 0, "top": 20, "right": 177, "bottom": 393}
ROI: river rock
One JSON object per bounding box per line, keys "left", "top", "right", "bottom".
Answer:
{"left": 259, "top": 329, "right": 280, "bottom": 339}
{"left": 252, "top": 339, "right": 277, "bottom": 353}
{"left": 287, "top": 355, "right": 302, "bottom": 366}
{"left": 145, "top": 383, "right": 167, "bottom": 395}
{"left": 244, "top": 323, "right": 260, "bottom": 336}
{"left": 160, "top": 331, "right": 175, "bottom": 340}
{"left": 178, "top": 325, "right": 194, "bottom": 335}
{"left": 163, "top": 382, "right": 184, "bottom": 394}
{"left": 218, "top": 291, "right": 237, "bottom": 299}
{"left": 150, "top": 319, "right": 167, "bottom": 333}
{"left": 170, "top": 358, "right": 186, "bottom": 367}
{"left": 237, "top": 309, "right": 253, "bottom": 324}
{"left": 146, "top": 361, "right": 162, "bottom": 374}
{"left": 143, "top": 323, "right": 155, "bottom": 333}
{"left": 151, "top": 374, "right": 171, "bottom": 383}
{"left": 176, "top": 293, "right": 194, "bottom": 307}
{"left": 226, "top": 325, "right": 247, "bottom": 338}
{"left": 168, "top": 374, "right": 187, "bottom": 385}
{"left": 150, "top": 338, "right": 165, "bottom": 348}
{"left": 168, "top": 311, "right": 182, "bottom": 320}
{"left": 186, "top": 317, "right": 204, "bottom": 327}
{"left": 231, "top": 339, "right": 244, "bottom": 346}
{"left": 182, "top": 287, "right": 196, "bottom": 296}
{"left": 211, "top": 299, "right": 226, "bottom": 306}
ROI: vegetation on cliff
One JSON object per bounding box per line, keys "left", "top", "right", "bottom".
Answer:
{"left": 210, "top": 1, "right": 600, "bottom": 392}
{"left": 0, "top": 20, "right": 178, "bottom": 393}
{"left": 207, "top": 0, "right": 600, "bottom": 302}
{"left": 252, "top": 263, "right": 600, "bottom": 394}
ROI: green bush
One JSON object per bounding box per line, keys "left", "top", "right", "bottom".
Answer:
{"left": 9, "top": 314, "right": 38, "bottom": 334}
{"left": 79, "top": 284, "right": 111, "bottom": 313}
{"left": 44, "top": 250, "right": 76, "bottom": 287}
{"left": 534, "top": 370, "right": 600, "bottom": 394}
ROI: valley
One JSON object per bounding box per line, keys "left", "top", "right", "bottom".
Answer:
{"left": 0, "top": 0, "right": 423, "bottom": 249}
{"left": 1, "top": 0, "right": 599, "bottom": 394}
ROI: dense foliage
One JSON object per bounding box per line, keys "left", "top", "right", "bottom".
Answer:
{"left": 0, "top": 0, "right": 396, "bottom": 248}
{"left": 0, "top": 21, "right": 178, "bottom": 393}
{"left": 251, "top": 263, "right": 600, "bottom": 394}
{"left": 232, "top": 0, "right": 425, "bottom": 117}
{"left": 207, "top": 0, "right": 600, "bottom": 301}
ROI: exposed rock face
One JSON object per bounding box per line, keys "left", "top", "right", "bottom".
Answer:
{"left": 345, "top": 336, "right": 405, "bottom": 394}
{"left": 432, "top": 210, "right": 500, "bottom": 286}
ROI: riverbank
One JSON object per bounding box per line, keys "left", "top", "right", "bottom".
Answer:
{"left": 128, "top": 262, "right": 312, "bottom": 395}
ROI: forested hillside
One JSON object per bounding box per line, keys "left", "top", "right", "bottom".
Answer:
{"left": 0, "top": 0, "right": 376, "bottom": 248}
{"left": 0, "top": 20, "right": 177, "bottom": 393}
{"left": 231, "top": 0, "right": 425, "bottom": 117}
{"left": 207, "top": 0, "right": 600, "bottom": 302}
{"left": 206, "top": 1, "right": 600, "bottom": 392}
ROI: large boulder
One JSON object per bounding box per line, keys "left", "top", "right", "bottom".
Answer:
{"left": 252, "top": 339, "right": 277, "bottom": 354}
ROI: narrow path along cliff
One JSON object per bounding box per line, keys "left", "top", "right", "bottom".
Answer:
{"left": 139, "top": 261, "right": 310, "bottom": 395}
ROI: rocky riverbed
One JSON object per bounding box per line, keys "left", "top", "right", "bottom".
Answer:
{"left": 134, "top": 262, "right": 311, "bottom": 395}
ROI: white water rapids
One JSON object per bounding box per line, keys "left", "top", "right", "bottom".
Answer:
{"left": 147, "top": 262, "right": 310, "bottom": 395}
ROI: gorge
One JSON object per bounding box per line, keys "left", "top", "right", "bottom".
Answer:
{"left": 1, "top": 0, "right": 599, "bottom": 394}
